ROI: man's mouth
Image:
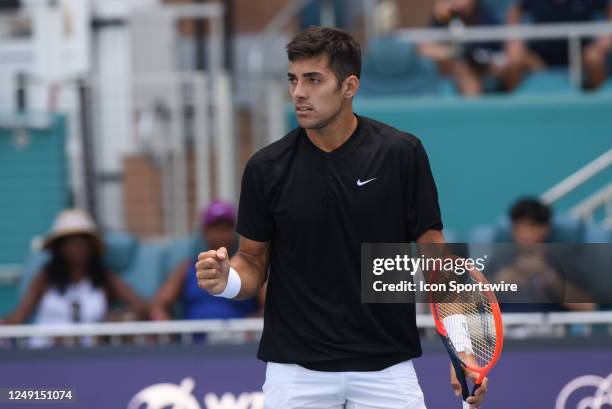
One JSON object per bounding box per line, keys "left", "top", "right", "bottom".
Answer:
{"left": 296, "top": 106, "right": 313, "bottom": 112}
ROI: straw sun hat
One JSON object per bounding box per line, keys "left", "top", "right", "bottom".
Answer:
{"left": 42, "top": 209, "right": 105, "bottom": 254}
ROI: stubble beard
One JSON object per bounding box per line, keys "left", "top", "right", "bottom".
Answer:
{"left": 300, "top": 100, "right": 345, "bottom": 131}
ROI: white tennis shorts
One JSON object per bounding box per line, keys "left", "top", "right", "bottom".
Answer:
{"left": 263, "top": 360, "right": 427, "bottom": 409}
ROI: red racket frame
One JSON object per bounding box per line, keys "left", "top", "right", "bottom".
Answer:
{"left": 430, "top": 266, "right": 504, "bottom": 385}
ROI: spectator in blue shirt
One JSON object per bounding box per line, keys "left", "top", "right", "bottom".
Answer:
{"left": 150, "top": 201, "right": 262, "bottom": 321}
{"left": 506, "top": 0, "right": 612, "bottom": 89}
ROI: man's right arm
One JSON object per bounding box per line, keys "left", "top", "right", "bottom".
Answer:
{"left": 195, "top": 235, "right": 269, "bottom": 300}
{"left": 230, "top": 236, "right": 270, "bottom": 300}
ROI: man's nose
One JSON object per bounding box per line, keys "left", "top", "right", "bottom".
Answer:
{"left": 292, "top": 81, "right": 307, "bottom": 100}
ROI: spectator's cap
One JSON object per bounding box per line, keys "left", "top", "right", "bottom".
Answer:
{"left": 202, "top": 200, "right": 237, "bottom": 227}
{"left": 43, "top": 209, "right": 105, "bottom": 253}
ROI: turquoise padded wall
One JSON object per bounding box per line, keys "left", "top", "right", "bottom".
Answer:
{"left": 0, "top": 115, "right": 69, "bottom": 264}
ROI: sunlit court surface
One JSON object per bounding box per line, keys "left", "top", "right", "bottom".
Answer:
{"left": 1, "top": 0, "right": 612, "bottom": 408}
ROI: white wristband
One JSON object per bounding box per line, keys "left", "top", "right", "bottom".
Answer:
{"left": 214, "top": 267, "right": 242, "bottom": 299}
{"left": 443, "top": 314, "right": 473, "bottom": 354}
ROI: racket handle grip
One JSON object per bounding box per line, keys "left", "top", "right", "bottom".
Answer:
{"left": 471, "top": 383, "right": 481, "bottom": 397}
{"left": 450, "top": 357, "right": 470, "bottom": 401}
{"left": 463, "top": 383, "right": 482, "bottom": 408}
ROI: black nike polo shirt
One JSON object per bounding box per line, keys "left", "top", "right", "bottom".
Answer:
{"left": 237, "top": 115, "right": 443, "bottom": 371}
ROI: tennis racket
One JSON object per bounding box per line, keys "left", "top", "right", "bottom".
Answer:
{"left": 429, "top": 262, "right": 504, "bottom": 408}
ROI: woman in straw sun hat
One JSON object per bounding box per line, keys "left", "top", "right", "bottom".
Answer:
{"left": 0, "top": 209, "right": 147, "bottom": 347}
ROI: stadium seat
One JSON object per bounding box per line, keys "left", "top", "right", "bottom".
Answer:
{"left": 467, "top": 225, "right": 497, "bottom": 244}
{"left": 466, "top": 226, "right": 498, "bottom": 273}
{"left": 596, "top": 76, "right": 612, "bottom": 93}
{"left": 567, "top": 224, "right": 612, "bottom": 302}
{"left": 299, "top": 0, "right": 350, "bottom": 30}
{"left": 514, "top": 68, "right": 577, "bottom": 95}
{"left": 437, "top": 78, "right": 459, "bottom": 97}
{"left": 161, "top": 235, "right": 197, "bottom": 278}
{"left": 548, "top": 216, "right": 586, "bottom": 243}
{"left": 574, "top": 246, "right": 612, "bottom": 301}
{"left": 160, "top": 232, "right": 209, "bottom": 278}
{"left": 467, "top": 214, "right": 602, "bottom": 244}
{"left": 17, "top": 251, "right": 50, "bottom": 298}
{"left": 481, "top": 0, "right": 516, "bottom": 22}
{"left": 359, "top": 36, "right": 441, "bottom": 97}
{"left": 11, "top": 251, "right": 52, "bottom": 323}
{"left": 437, "top": 74, "right": 504, "bottom": 96}
{"left": 583, "top": 222, "right": 612, "bottom": 243}
{"left": 119, "top": 243, "right": 166, "bottom": 299}
{"left": 103, "top": 231, "right": 138, "bottom": 273}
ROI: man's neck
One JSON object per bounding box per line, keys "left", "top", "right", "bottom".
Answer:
{"left": 305, "top": 110, "right": 358, "bottom": 153}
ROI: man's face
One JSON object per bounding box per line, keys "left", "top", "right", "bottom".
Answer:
{"left": 512, "top": 219, "right": 550, "bottom": 245}
{"left": 288, "top": 55, "right": 347, "bottom": 130}
{"left": 203, "top": 220, "right": 235, "bottom": 250}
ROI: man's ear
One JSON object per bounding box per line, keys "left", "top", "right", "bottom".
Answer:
{"left": 342, "top": 75, "right": 360, "bottom": 98}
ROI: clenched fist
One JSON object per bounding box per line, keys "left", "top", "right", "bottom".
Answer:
{"left": 195, "top": 247, "right": 230, "bottom": 295}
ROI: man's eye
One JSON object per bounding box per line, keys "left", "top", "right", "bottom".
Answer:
{"left": 310, "top": 78, "right": 320, "bottom": 84}
{"left": 288, "top": 78, "right": 297, "bottom": 84}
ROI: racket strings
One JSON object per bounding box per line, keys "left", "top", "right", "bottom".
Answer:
{"left": 438, "top": 302, "right": 496, "bottom": 368}
{"left": 434, "top": 273, "right": 498, "bottom": 369}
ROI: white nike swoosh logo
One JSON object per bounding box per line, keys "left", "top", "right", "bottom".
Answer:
{"left": 357, "top": 178, "right": 377, "bottom": 186}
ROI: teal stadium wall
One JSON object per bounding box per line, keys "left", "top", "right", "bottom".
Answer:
{"left": 0, "top": 115, "right": 68, "bottom": 315}
{"left": 289, "top": 94, "right": 612, "bottom": 235}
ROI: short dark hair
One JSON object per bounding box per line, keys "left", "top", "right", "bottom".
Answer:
{"left": 286, "top": 26, "right": 361, "bottom": 86}
{"left": 510, "top": 197, "right": 552, "bottom": 225}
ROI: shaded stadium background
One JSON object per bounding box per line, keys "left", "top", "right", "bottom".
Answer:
{"left": 0, "top": 0, "right": 611, "bottom": 408}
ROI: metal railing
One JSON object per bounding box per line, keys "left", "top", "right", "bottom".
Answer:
{"left": 0, "top": 264, "right": 21, "bottom": 286}
{"left": 396, "top": 21, "right": 612, "bottom": 43}
{"left": 396, "top": 21, "right": 612, "bottom": 88}
{"left": 540, "top": 148, "right": 612, "bottom": 226}
{"left": 1, "top": 312, "right": 611, "bottom": 339}
{"left": 570, "top": 183, "right": 612, "bottom": 227}
{"left": 541, "top": 148, "right": 612, "bottom": 204}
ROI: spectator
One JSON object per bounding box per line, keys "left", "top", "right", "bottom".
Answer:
{"left": 510, "top": 197, "right": 553, "bottom": 245}
{"left": 506, "top": 0, "right": 612, "bottom": 89}
{"left": 490, "top": 198, "right": 596, "bottom": 312}
{"left": 0, "top": 209, "right": 148, "bottom": 347}
{"left": 150, "top": 201, "right": 262, "bottom": 321}
{"left": 419, "top": 0, "right": 513, "bottom": 96}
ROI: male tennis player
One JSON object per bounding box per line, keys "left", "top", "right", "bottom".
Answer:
{"left": 196, "top": 27, "right": 488, "bottom": 409}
